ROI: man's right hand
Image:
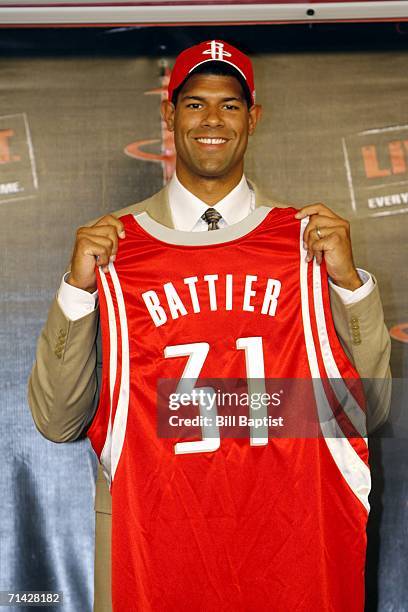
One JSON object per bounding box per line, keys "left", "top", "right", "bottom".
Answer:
{"left": 67, "top": 215, "right": 126, "bottom": 293}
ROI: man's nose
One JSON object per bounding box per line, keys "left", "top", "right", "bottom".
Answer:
{"left": 201, "top": 107, "right": 224, "bottom": 127}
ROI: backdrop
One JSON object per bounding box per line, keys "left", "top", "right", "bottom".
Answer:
{"left": 0, "top": 36, "right": 407, "bottom": 612}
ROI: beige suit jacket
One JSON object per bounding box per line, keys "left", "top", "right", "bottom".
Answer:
{"left": 28, "top": 181, "right": 392, "bottom": 612}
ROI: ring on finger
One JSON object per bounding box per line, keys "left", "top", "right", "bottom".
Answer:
{"left": 315, "top": 226, "right": 322, "bottom": 240}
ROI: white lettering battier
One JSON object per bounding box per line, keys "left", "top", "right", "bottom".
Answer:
{"left": 142, "top": 274, "right": 282, "bottom": 327}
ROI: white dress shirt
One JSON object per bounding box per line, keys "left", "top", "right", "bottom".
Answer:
{"left": 169, "top": 173, "right": 254, "bottom": 231}
{"left": 58, "top": 174, "right": 374, "bottom": 320}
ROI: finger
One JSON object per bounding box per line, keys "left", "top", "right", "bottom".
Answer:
{"left": 95, "top": 255, "right": 110, "bottom": 275}
{"left": 306, "top": 231, "right": 337, "bottom": 265}
{"left": 303, "top": 219, "right": 348, "bottom": 247}
{"left": 77, "top": 236, "right": 115, "bottom": 266}
{"left": 93, "top": 215, "right": 125, "bottom": 239}
{"left": 295, "top": 203, "right": 339, "bottom": 220}
{"left": 78, "top": 225, "right": 120, "bottom": 259}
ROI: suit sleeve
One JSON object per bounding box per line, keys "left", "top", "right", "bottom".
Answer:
{"left": 329, "top": 275, "right": 392, "bottom": 433}
{"left": 27, "top": 210, "right": 111, "bottom": 443}
{"left": 28, "top": 295, "right": 101, "bottom": 442}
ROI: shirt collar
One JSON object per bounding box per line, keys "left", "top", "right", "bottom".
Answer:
{"left": 168, "top": 173, "right": 252, "bottom": 231}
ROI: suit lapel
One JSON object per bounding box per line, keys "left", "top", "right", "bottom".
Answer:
{"left": 248, "top": 179, "right": 289, "bottom": 210}
{"left": 144, "top": 185, "right": 175, "bottom": 228}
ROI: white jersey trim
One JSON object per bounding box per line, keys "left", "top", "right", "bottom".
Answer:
{"left": 299, "top": 218, "right": 371, "bottom": 513}
{"left": 133, "top": 205, "right": 271, "bottom": 246}
{"left": 98, "top": 269, "right": 116, "bottom": 484}
{"left": 97, "top": 264, "right": 131, "bottom": 485}
{"left": 312, "top": 262, "right": 368, "bottom": 441}
{"left": 109, "top": 263, "right": 131, "bottom": 483}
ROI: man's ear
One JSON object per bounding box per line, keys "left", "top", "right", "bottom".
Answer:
{"left": 248, "top": 104, "right": 262, "bottom": 136}
{"left": 161, "top": 99, "right": 175, "bottom": 132}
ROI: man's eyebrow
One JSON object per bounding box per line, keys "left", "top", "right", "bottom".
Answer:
{"left": 181, "top": 95, "right": 244, "bottom": 102}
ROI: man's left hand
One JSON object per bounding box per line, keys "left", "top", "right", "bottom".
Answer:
{"left": 295, "top": 203, "right": 363, "bottom": 291}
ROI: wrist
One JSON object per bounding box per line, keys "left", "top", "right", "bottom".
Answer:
{"left": 67, "top": 273, "right": 97, "bottom": 293}
{"left": 331, "top": 269, "right": 363, "bottom": 291}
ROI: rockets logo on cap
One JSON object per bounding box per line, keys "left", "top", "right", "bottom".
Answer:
{"left": 203, "top": 40, "right": 232, "bottom": 61}
{"left": 168, "top": 40, "right": 256, "bottom": 106}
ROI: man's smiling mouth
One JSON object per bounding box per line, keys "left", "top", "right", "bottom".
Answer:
{"left": 195, "top": 137, "right": 228, "bottom": 144}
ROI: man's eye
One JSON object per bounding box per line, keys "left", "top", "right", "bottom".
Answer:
{"left": 223, "top": 104, "right": 239, "bottom": 111}
{"left": 187, "top": 103, "right": 202, "bottom": 109}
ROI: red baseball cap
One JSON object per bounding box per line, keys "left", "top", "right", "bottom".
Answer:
{"left": 168, "top": 40, "right": 255, "bottom": 107}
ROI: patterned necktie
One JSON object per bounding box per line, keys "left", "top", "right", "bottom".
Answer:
{"left": 201, "top": 207, "right": 222, "bottom": 231}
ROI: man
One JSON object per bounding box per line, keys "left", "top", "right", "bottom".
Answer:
{"left": 29, "top": 40, "right": 391, "bottom": 611}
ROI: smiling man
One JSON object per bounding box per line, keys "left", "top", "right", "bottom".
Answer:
{"left": 164, "top": 60, "right": 260, "bottom": 201}
{"left": 28, "top": 40, "right": 391, "bottom": 612}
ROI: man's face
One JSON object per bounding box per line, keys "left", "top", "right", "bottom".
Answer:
{"left": 162, "top": 73, "right": 261, "bottom": 181}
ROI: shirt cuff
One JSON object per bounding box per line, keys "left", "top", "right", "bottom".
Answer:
{"left": 57, "top": 272, "right": 98, "bottom": 321}
{"left": 328, "top": 268, "right": 375, "bottom": 305}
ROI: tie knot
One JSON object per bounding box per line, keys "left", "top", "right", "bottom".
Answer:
{"left": 201, "top": 207, "right": 222, "bottom": 230}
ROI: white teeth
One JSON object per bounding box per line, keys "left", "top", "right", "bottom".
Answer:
{"left": 197, "top": 138, "right": 227, "bottom": 144}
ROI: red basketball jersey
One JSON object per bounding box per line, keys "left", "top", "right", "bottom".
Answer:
{"left": 87, "top": 206, "right": 370, "bottom": 612}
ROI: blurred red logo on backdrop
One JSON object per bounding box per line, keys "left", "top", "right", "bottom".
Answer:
{"left": 0, "top": 129, "right": 21, "bottom": 164}
{"left": 389, "top": 323, "right": 408, "bottom": 344}
{"left": 124, "top": 64, "right": 176, "bottom": 185}
{"left": 0, "top": 113, "right": 38, "bottom": 204}
{"left": 342, "top": 125, "right": 408, "bottom": 218}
